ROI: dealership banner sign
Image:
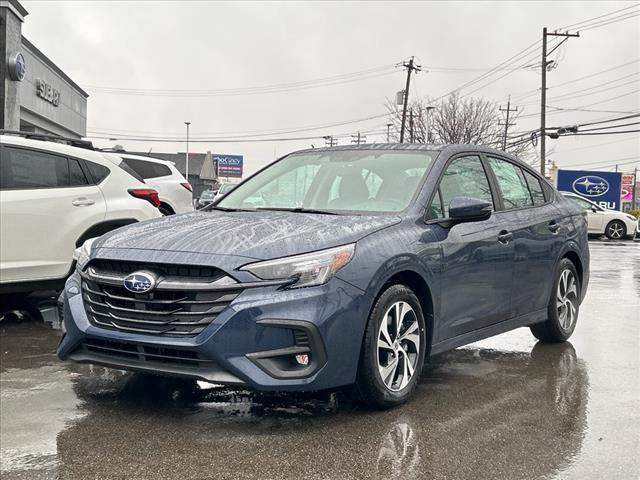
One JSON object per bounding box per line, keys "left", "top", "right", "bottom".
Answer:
{"left": 215, "top": 155, "right": 243, "bottom": 178}
{"left": 621, "top": 174, "right": 634, "bottom": 201}
{"left": 557, "top": 169, "right": 622, "bottom": 210}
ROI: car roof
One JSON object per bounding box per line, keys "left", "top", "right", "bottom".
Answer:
{"left": 0, "top": 134, "right": 123, "bottom": 166}
{"left": 291, "top": 142, "right": 526, "bottom": 163}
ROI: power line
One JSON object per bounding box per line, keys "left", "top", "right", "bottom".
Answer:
{"left": 432, "top": 39, "right": 542, "bottom": 101}
{"left": 85, "top": 65, "right": 399, "bottom": 97}
{"left": 511, "top": 59, "right": 640, "bottom": 101}
{"left": 561, "top": 129, "right": 640, "bottom": 136}
{"left": 520, "top": 75, "right": 640, "bottom": 105}
{"left": 579, "top": 12, "right": 640, "bottom": 32}
{"left": 551, "top": 136, "right": 637, "bottom": 153}
{"left": 89, "top": 112, "right": 391, "bottom": 139}
{"left": 559, "top": 4, "right": 639, "bottom": 30}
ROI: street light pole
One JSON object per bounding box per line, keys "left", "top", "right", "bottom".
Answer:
{"left": 425, "top": 106, "right": 435, "bottom": 143}
{"left": 184, "top": 121, "right": 191, "bottom": 182}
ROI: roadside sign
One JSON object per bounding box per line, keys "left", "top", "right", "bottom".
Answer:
{"left": 215, "top": 154, "right": 243, "bottom": 178}
{"left": 557, "top": 169, "right": 622, "bottom": 210}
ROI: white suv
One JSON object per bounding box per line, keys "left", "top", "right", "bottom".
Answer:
{"left": 117, "top": 153, "right": 193, "bottom": 215}
{"left": 562, "top": 192, "right": 637, "bottom": 240}
{"left": 0, "top": 133, "right": 161, "bottom": 294}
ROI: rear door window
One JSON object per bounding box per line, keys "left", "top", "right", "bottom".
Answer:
{"left": 488, "top": 158, "right": 534, "bottom": 210}
{"left": 85, "top": 161, "right": 111, "bottom": 183}
{"left": 69, "top": 158, "right": 89, "bottom": 186}
{"left": 522, "top": 169, "right": 546, "bottom": 206}
{"left": 433, "top": 155, "right": 494, "bottom": 218}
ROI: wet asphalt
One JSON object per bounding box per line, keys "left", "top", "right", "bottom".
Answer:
{"left": 1, "top": 240, "right": 638, "bottom": 480}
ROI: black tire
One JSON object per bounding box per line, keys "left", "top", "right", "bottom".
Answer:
{"left": 605, "top": 220, "right": 626, "bottom": 240}
{"left": 355, "top": 284, "right": 426, "bottom": 409}
{"left": 531, "top": 258, "right": 580, "bottom": 343}
{"left": 159, "top": 204, "right": 174, "bottom": 216}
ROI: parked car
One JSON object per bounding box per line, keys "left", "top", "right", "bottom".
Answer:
{"left": 0, "top": 133, "right": 161, "bottom": 294}
{"left": 58, "top": 144, "right": 589, "bottom": 408}
{"left": 213, "top": 181, "right": 238, "bottom": 202}
{"left": 196, "top": 189, "right": 216, "bottom": 209}
{"left": 561, "top": 191, "right": 637, "bottom": 240}
{"left": 118, "top": 154, "right": 193, "bottom": 215}
{"left": 634, "top": 218, "right": 640, "bottom": 242}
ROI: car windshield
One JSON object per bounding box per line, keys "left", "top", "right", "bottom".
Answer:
{"left": 219, "top": 183, "right": 237, "bottom": 194}
{"left": 201, "top": 191, "right": 215, "bottom": 199}
{"left": 217, "top": 149, "right": 436, "bottom": 213}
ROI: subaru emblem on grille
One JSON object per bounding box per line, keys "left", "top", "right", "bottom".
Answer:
{"left": 123, "top": 271, "right": 157, "bottom": 293}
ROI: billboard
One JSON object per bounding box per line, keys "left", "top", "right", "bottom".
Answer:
{"left": 557, "top": 169, "right": 622, "bottom": 210}
{"left": 215, "top": 154, "right": 243, "bottom": 178}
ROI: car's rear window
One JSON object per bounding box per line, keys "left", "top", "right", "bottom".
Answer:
{"left": 122, "top": 157, "right": 172, "bottom": 179}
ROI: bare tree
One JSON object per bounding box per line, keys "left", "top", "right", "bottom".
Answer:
{"left": 386, "top": 93, "right": 535, "bottom": 161}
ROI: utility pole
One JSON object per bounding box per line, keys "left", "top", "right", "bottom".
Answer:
{"left": 184, "top": 121, "right": 191, "bottom": 181}
{"left": 499, "top": 95, "right": 518, "bottom": 151}
{"left": 399, "top": 56, "right": 421, "bottom": 143}
{"left": 409, "top": 109, "right": 414, "bottom": 143}
{"left": 351, "top": 131, "right": 366, "bottom": 145}
{"left": 323, "top": 135, "right": 337, "bottom": 147}
{"left": 633, "top": 167, "right": 637, "bottom": 210}
{"left": 540, "top": 28, "right": 579, "bottom": 176}
{"left": 386, "top": 123, "right": 392, "bottom": 143}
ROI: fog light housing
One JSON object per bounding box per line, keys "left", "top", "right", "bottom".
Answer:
{"left": 295, "top": 354, "right": 309, "bottom": 366}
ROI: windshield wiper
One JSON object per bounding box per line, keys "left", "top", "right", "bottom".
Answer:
{"left": 256, "top": 207, "right": 340, "bottom": 215}
{"left": 208, "top": 205, "right": 256, "bottom": 212}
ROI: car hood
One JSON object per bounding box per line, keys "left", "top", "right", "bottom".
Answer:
{"left": 95, "top": 210, "right": 401, "bottom": 260}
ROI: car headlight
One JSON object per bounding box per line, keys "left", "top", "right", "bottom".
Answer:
{"left": 240, "top": 244, "right": 355, "bottom": 289}
{"left": 73, "top": 237, "right": 96, "bottom": 271}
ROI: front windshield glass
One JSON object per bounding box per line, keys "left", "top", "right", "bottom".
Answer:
{"left": 218, "top": 149, "right": 436, "bottom": 213}
{"left": 219, "top": 183, "right": 236, "bottom": 194}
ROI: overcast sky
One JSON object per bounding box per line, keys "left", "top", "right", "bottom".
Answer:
{"left": 21, "top": 1, "right": 639, "bottom": 176}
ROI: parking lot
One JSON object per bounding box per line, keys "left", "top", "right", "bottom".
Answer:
{"left": 0, "top": 239, "right": 637, "bottom": 480}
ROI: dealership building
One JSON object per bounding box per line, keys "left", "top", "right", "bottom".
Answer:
{"left": 1, "top": 0, "right": 87, "bottom": 138}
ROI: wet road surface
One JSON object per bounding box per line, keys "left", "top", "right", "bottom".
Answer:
{"left": 1, "top": 241, "right": 638, "bottom": 479}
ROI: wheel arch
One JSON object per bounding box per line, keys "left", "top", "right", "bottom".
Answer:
{"left": 363, "top": 265, "right": 436, "bottom": 359}
{"left": 159, "top": 201, "right": 176, "bottom": 215}
{"left": 558, "top": 242, "right": 584, "bottom": 292}
{"left": 75, "top": 218, "right": 138, "bottom": 247}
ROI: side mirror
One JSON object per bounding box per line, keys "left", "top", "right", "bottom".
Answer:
{"left": 449, "top": 196, "right": 492, "bottom": 223}
{"left": 591, "top": 205, "right": 598, "bottom": 213}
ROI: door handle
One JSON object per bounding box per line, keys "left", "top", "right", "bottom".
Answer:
{"left": 548, "top": 221, "right": 561, "bottom": 234}
{"left": 498, "top": 230, "right": 513, "bottom": 244}
{"left": 72, "top": 197, "right": 95, "bottom": 207}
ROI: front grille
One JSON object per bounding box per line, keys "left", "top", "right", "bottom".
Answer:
{"left": 80, "top": 337, "right": 208, "bottom": 368}
{"left": 81, "top": 261, "right": 243, "bottom": 337}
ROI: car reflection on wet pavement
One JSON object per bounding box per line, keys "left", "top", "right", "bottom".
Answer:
{"left": 1, "top": 241, "right": 638, "bottom": 480}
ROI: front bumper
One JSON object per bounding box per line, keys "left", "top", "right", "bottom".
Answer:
{"left": 57, "top": 271, "right": 367, "bottom": 391}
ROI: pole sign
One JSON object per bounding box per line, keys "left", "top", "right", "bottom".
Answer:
{"left": 621, "top": 174, "right": 634, "bottom": 201}
{"left": 215, "top": 154, "right": 243, "bottom": 178}
{"left": 557, "top": 169, "right": 622, "bottom": 210}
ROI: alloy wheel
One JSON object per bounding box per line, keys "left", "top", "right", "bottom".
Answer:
{"left": 377, "top": 301, "right": 421, "bottom": 392}
{"left": 556, "top": 269, "right": 578, "bottom": 330}
{"left": 607, "top": 222, "right": 624, "bottom": 239}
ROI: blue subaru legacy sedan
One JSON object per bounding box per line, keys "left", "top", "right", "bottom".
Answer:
{"left": 58, "top": 144, "right": 589, "bottom": 408}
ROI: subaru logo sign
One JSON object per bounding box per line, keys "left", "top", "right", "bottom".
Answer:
{"left": 8, "top": 52, "right": 26, "bottom": 81}
{"left": 123, "top": 272, "right": 156, "bottom": 293}
{"left": 572, "top": 175, "right": 610, "bottom": 197}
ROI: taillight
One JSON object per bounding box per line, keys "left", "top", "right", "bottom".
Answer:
{"left": 180, "top": 182, "right": 193, "bottom": 192}
{"left": 128, "top": 188, "right": 161, "bottom": 208}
